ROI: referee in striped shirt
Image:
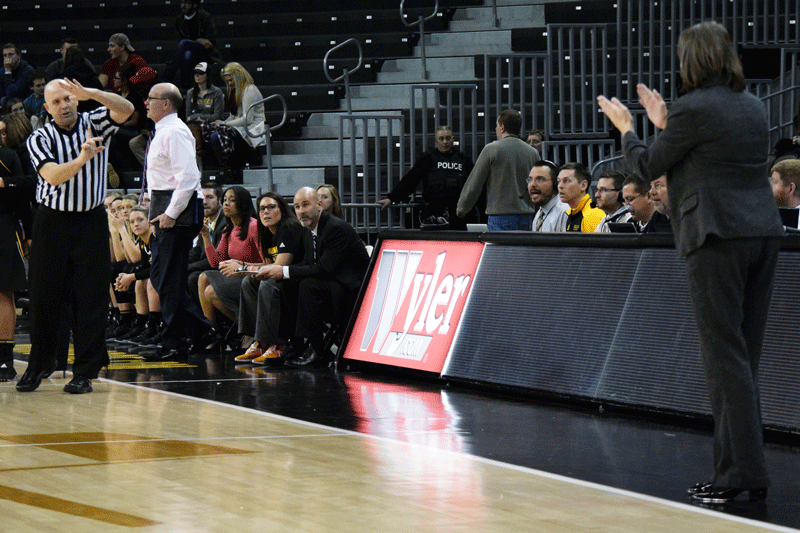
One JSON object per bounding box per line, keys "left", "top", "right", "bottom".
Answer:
{"left": 17, "top": 79, "right": 133, "bottom": 394}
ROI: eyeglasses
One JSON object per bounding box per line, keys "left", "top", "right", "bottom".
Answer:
{"left": 623, "top": 194, "right": 641, "bottom": 205}
{"left": 146, "top": 96, "right": 168, "bottom": 101}
{"left": 259, "top": 204, "right": 279, "bottom": 212}
{"left": 595, "top": 187, "right": 619, "bottom": 194}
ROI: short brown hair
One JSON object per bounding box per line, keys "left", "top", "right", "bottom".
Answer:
{"left": 772, "top": 159, "right": 800, "bottom": 195}
{"left": 497, "top": 109, "right": 522, "bottom": 136}
{"left": 678, "top": 21, "right": 745, "bottom": 92}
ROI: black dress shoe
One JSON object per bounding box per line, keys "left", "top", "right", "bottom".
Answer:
{"left": 16, "top": 361, "right": 57, "bottom": 392}
{"left": 63, "top": 375, "right": 92, "bottom": 394}
{"left": 691, "top": 486, "right": 768, "bottom": 504}
{"left": 281, "top": 344, "right": 303, "bottom": 364}
{"left": 141, "top": 346, "right": 189, "bottom": 362}
{"left": 0, "top": 363, "right": 17, "bottom": 382}
{"left": 285, "top": 346, "right": 329, "bottom": 368}
{"left": 189, "top": 329, "right": 221, "bottom": 355}
{"left": 686, "top": 481, "right": 713, "bottom": 495}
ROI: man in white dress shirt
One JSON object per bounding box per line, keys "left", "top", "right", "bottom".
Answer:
{"left": 142, "top": 82, "right": 213, "bottom": 361}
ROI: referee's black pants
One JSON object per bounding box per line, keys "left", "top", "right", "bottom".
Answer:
{"left": 28, "top": 206, "right": 110, "bottom": 378}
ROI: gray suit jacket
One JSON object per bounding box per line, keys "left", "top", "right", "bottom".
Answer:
{"left": 623, "top": 81, "right": 783, "bottom": 257}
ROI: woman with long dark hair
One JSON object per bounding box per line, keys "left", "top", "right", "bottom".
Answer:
{"left": 235, "top": 192, "right": 308, "bottom": 365}
{"left": 197, "top": 186, "right": 261, "bottom": 344}
{"left": 598, "top": 21, "right": 784, "bottom": 504}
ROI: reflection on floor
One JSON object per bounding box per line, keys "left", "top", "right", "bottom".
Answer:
{"left": 5, "top": 337, "right": 800, "bottom": 532}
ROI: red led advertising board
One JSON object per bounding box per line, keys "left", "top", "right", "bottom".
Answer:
{"left": 342, "top": 239, "right": 484, "bottom": 373}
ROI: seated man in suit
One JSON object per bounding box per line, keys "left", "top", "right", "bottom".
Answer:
{"left": 187, "top": 181, "right": 227, "bottom": 304}
{"left": 258, "top": 186, "right": 370, "bottom": 368}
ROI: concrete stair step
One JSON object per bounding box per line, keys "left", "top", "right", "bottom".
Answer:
{"left": 243, "top": 167, "right": 326, "bottom": 196}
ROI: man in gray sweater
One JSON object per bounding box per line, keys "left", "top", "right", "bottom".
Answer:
{"left": 456, "top": 109, "right": 539, "bottom": 230}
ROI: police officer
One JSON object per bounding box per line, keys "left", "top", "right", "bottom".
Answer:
{"left": 377, "top": 126, "right": 474, "bottom": 230}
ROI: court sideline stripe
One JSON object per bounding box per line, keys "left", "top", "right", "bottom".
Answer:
{"left": 100, "top": 376, "right": 800, "bottom": 533}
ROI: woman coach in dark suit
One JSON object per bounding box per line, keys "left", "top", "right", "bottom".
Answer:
{"left": 598, "top": 21, "right": 784, "bottom": 504}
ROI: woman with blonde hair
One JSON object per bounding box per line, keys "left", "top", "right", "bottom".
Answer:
{"left": 201, "top": 62, "right": 265, "bottom": 172}
{"left": 316, "top": 184, "right": 344, "bottom": 219}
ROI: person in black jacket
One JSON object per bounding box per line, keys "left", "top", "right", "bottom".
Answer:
{"left": 0, "top": 146, "right": 34, "bottom": 381}
{"left": 377, "top": 126, "right": 475, "bottom": 229}
{"left": 599, "top": 21, "right": 783, "bottom": 504}
{"left": 259, "top": 187, "right": 369, "bottom": 367}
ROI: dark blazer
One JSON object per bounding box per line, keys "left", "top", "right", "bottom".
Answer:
{"left": 187, "top": 210, "right": 227, "bottom": 273}
{"left": 288, "top": 210, "right": 369, "bottom": 290}
{"left": 623, "top": 81, "right": 784, "bottom": 257}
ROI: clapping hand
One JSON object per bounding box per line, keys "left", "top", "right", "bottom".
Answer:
{"left": 637, "top": 84, "right": 668, "bottom": 130}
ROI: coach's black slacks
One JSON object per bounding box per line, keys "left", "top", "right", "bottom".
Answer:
{"left": 28, "top": 205, "right": 110, "bottom": 378}
{"left": 685, "top": 236, "right": 779, "bottom": 489}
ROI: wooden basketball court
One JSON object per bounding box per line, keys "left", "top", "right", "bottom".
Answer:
{"left": 1, "top": 360, "right": 795, "bottom": 532}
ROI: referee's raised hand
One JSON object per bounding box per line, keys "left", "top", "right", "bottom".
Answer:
{"left": 80, "top": 126, "right": 105, "bottom": 161}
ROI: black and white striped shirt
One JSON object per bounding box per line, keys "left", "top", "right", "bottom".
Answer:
{"left": 27, "top": 106, "right": 119, "bottom": 212}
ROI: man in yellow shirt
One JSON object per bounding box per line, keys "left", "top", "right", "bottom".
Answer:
{"left": 557, "top": 162, "right": 605, "bottom": 232}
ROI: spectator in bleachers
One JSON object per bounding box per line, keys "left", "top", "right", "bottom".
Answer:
{"left": 235, "top": 192, "right": 308, "bottom": 365}
{"left": 197, "top": 186, "right": 262, "bottom": 347}
{"left": 99, "top": 34, "right": 148, "bottom": 91}
{"left": 1, "top": 112, "right": 35, "bottom": 178}
{"left": 641, "top": 174, "right": 671, "bottom": 233}
{"left": 317, "top": 184, "right": 344, "bottom": 219}
{"left": 0, "top": 143, "right": 32, "bottom": 382}
{"left": 526, "top": 128, "right": 545, "bottom": 156}
{"left": 3, "top": 98, "right": 25, "bottom": 117}
{"left": 23, "top": 70, "right": 46, "bottom": 124}
{"left": 378, "top": 125, "right": 474, "bottom": 230}
{"left": 256, "top": 186, "right": 370, "bottom": 368}
{"left": 2, "top": 43, "right": 35, "bottom": 108}
{"left": 109, "top": 64, "right": 147, "bottom": 171}
{"left": 621, "top": 174, "right": 656, "bottom": 232}
{"left": 63, "top": 47, "right": 103, "bottom": 113}
{"left": 558, "top": 162, "right": 604, "bottom": 233}
{"left": 45, "top": 38, "right": 97, "bottom": 80}
{"left": 457, "top": 110, "right": 539, "bottom": 231}
{"left": 528, "top": 160, "right": 568, "bottom": 232}
{"left": 185, "top": 62, "right": 224, "bottom": 167}
{"left": 594, "top": 170, "right": 631, "bottom": 232}
{"left": 162, "top": 0, "right": 221, "bottom": 91}
{"left": 201, "top": 62, "right": 266, "bottom": 173}
{"left": 770, "top": 159, "right": 800, "bottom": 208}
{"left": 187, "top": 182, "right": 227, "bottom": 305}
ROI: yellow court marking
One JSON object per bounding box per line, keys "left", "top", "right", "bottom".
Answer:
{"left": 12, "top": 344, "right": 196, "bottom": 370}
{"left": 0, "top": 485, "right": 161, "bottom": 528}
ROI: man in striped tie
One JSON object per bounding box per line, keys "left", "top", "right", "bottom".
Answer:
{"left": 18, "top": 78, "right": 133, "bottom": 394}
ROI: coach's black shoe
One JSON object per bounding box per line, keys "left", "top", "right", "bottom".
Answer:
{"left": 63, "top": 375, "right": 92, "bottom": 394}
{"left": 16, "top": 361, "right": 57, "bottom": 392}
{"left": 691, "top": 486, "right": 767, "bottom": 504}
{"left": 686, "top": 481, "right": 713, "bottom": 495}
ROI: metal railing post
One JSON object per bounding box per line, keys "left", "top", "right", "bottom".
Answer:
{"left": 244, "top": 93, "right": 287, "bottom": 192}
{"left": 400, "top": 0, "right": 439, "bottom": 80}
{"left": 324, "top": 38, "right": 364, "bottom": 115}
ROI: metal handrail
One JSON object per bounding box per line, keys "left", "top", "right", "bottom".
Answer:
{"left": 244, "top": 93, "right": 288, "bottom": 192}
{"left": 323, "top": 38, "right": 363, "bottom": 114}
{"left": 400, "top": 0, "right": 439, "bottom": 80}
